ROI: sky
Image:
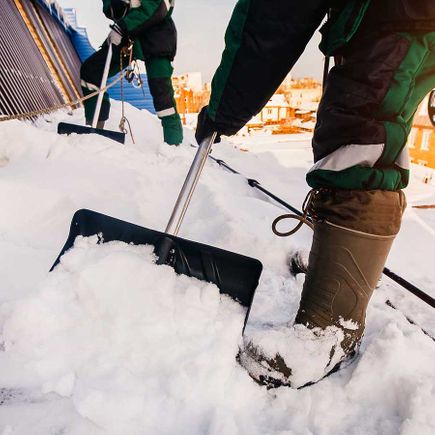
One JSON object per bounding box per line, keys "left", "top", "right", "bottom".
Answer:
{"left": 58, "top": 0, "right": 324, "bottom": 82}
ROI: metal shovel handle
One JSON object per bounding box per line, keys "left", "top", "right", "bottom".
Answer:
{"left": 165, "top": 133, "right": 217, "bottom": 236}
{"left": 92, "top": 43, "right": 113, "bottom": 129}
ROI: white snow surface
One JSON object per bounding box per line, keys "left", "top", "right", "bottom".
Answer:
{"left": 0, "top": 102, "right": 434, "bottom": 434}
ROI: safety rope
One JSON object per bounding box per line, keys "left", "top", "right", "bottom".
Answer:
{"left": 386, "top": 300, "right": 435, "bottom": 342}
{"left": 412, "top": 204, "right": 435, "bottom": 209}
{"left": 118, "top": 42, "right": 135, "bottom": 144}
{"left": 272, "top": 189, "right": 315, "bottom": 237}
{"left": 0, "top": 73, "right": 125, "bottom": 123}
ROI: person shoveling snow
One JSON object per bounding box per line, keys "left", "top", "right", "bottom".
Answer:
{"left": 195, "top": 0, "right": 435, "bottom": 387}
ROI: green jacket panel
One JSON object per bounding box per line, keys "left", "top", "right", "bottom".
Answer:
{"left": 320, "top": 0, "right": 372, "bottom": 55}
{"left": 321, "top": 0, "right": 435, "bottom": 56}
{"left": 102, "top": 0, "right": 173, "bottom": 34}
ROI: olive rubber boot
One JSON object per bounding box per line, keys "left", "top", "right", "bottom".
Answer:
{"left": 161, "top": 113, "right": 183, "bottom": 146}
{"left": 239, "top": 189, "right": 406, "bottom": 388}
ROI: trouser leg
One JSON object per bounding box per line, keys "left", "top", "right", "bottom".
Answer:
{"left": 80, "top": 43, "right": 123, "bottom": 124}
{"left": 145, "top": 56, "right": 183, "bottom": 145}
{"left": 308, "top": 31, "right": 435, "bottom": 191}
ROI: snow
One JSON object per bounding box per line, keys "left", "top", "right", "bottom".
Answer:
{"left": 240, "top": 323, "right": 347, "bottom": 388}
{"left": 0, "top": 102, "right": 434, "bottom": 434}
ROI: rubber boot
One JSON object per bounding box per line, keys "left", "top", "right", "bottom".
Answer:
{"left": 161, "top": 113, "right": 183, "bottom": 146}
{"left": 295, "top": 221, "right": 395, "bottom": 354}
{"left": 239, "top": 189, "right": 406, "bottom": 388}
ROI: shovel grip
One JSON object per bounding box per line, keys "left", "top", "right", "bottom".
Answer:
{"left": 165, "top": 133, "right": 217, "bottom": 236}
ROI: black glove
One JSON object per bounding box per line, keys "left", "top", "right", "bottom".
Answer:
{"left": 104, "top": 0, "right": 131, "bottom": 20}
{"left": 107, "top": 23, "right": 126, "bottom": 46}
{"left": 195, "top": 106, "right": 222, "bottom": 145}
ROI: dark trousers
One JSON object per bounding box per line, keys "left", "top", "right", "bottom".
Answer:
{"left": 80, "top": 42, "right": 177, "bottom": 123}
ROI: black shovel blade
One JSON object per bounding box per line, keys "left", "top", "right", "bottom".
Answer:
{"left": 51, "top": 210, "right": 263, "bottom": 308}
{"left": 57, "top": 122, "right": 126, "bottom": 144}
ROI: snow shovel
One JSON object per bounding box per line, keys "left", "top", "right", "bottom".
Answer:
{"left": 58, "top": 43, "right": 126, "bottom": 144}
{"left": 50, "top": 134, "right": 263, "bottom": 308}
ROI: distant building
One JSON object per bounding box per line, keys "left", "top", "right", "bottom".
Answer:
{"left": 172, "top": 72, "right": 203, "bottom": 93}
{"left": 172, "top": 72, "right": 210, "bottom": 123}
{"left": 245, "top": 78, "right": 321, "bottom": 134}
{"left": 408, "top": 92, "right": 435, "bottom": 169}
{"left": 286, "top": 88, "right": 322, "bottom": 111}
{"left": 259, "top": 94, "right": 294, "bottom": 124}
{"left": 174, "top": 86, "right": 194, "bottom": 116}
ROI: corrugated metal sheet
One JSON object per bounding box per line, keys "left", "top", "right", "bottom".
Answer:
{"left": 20, "top": 0, "right": 81, "bottom": 101}
{"left": 0, "top": 0, "right": 155, "bottom": 119}
{"left": 0, "top": 0, "right": 66, "bottom": 117}
{"left": 34, "top": 3, "right": 82, "bottom": 93}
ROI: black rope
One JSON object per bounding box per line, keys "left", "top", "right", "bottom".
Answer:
{"left": 208, "top": 153, "right": 435, "bottom": 311}
{"left": 386, "top": 300, "right": 435, "bottom": 342}
{"left": 383, "top": 268, "right": 435, "bottom": 309}
{"left": 208, "top": 157, "right": 304, "bottom": 216}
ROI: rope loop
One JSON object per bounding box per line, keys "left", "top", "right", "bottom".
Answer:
{"left": 272, "top": 189, "right": 320, "bottom": 237}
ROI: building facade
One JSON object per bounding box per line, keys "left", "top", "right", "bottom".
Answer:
{"left": 172, "top": 73, "right": 210, "bottom": 123}
{"left": 408, "top": 92, "right": 435, "bottom": 169}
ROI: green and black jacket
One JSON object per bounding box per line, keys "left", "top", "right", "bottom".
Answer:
{"left": 207, "top": 0, "right": 435, "bottom": 191}
{"left": 102, "top": 0, "right": 177, "bottom": 60}
{"left": 102, "top": 0, "right": 174, "bottom": 34}
{"left": 208, "top": 0, "right": 435, "bottom": 135}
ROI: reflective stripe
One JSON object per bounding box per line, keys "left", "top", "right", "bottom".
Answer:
{"left": 157, "top": 107, "right": 176, "bottom": 118}
{"left": 81, "top": 79, "right": 99, "bottom": 92}
{"left": 395, "top": 146, "right": 410, "bottom": 170}
{"left": 308, "top": 143, "right": 385, "bottom": 173}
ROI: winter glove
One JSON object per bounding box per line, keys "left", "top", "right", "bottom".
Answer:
{"left": 106, "top": 23, "right": 125, "bottom": 46}
{"left": 104, "top": 0, "right": 131, "bottom": 21}
{"left": 195, "top": 106, "right": 221, "bottom": 145}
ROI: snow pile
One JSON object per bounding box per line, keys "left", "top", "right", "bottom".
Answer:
{"left": 0, "top": 102, "right": 434, "bottom": 434}
{"left": 1, "top": 236, "right": 244, "bottom": 433}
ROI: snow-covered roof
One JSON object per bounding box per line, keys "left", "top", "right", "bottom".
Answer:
{"left": 2, "top": 112, "right": 434, "bottom": 433}
{"left": 265, "top": 94, "right": 290, "bottom": 108}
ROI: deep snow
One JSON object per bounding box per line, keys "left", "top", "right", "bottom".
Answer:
{"left": 0, "top": 103, "right": 434, "bottom": 434}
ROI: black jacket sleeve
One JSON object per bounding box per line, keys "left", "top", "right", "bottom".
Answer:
{"left": 207, "top": 0, "right": 328, "bottom": 135}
